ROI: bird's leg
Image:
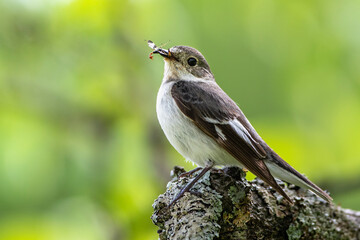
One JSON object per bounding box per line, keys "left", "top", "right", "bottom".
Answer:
{"left": 178, "top": 167, "right": 202, "bottom": 178}
{"left": 168, "top": 162, "right": 214, "bottom": 208}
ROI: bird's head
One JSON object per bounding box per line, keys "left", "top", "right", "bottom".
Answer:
{"left": 151, "top": 44, "right": 214, "bottom": 82}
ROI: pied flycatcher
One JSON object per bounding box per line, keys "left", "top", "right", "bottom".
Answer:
{"left": 148, "top": 40, "right": 332, "bottom": 204}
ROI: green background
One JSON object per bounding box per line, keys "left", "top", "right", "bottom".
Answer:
{"left": 1, "top": 0, "right": 360, "bottom": 239}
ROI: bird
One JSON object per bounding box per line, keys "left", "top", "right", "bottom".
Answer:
{"left": 148, "top": 40, "right": 332, "bottom": 205}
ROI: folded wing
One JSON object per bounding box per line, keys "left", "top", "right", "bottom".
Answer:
{"left": 171, "top": 80, "right": 293, "bottom": 203}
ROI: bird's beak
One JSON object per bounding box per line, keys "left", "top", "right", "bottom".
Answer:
{"left": 152, "top": 48, "right": 172, "bottom": 59}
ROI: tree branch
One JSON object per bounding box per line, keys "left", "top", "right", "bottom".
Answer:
{"left": 151, "top": 166, "right": 360, "bottom": 240}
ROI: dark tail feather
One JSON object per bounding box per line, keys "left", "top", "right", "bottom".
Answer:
{"left": 266, "top": 152, "right": 333, "bottom": 203}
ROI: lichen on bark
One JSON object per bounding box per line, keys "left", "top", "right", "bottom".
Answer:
{"left": 151, "top": 166, "right": 360, "bottom": 240}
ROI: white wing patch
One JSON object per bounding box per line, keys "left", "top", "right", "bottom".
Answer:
{"left": 229, "top": 119, "right": 263, "bottom": 156}
{"left": 203, "top": 116, "right": 263, "bottom": 156}
{"left": 204, "top": 117, "right": 228, "bottom": 124}
{"left": 215, "top": 125, "right": 227, "bottom": 140}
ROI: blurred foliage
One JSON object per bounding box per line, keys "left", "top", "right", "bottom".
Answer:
{"left": 0, "top": 0, "right": 359, "bottom": 239}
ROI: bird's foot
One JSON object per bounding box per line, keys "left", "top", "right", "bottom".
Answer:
{"left": 168, "top": 164, "right": 213, "bottom": 208}
{"left": 178, "top": 167, "right": 202, "bottom": 178}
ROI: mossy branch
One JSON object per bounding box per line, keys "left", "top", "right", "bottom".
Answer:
{"left": 151, "top": 166, "right": 360, "bottom": 240}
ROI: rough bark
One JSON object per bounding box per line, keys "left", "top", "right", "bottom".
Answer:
{"left": 151, "top": 166, "right": 360, "bottom": 240}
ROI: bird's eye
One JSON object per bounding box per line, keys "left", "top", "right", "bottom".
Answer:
{"left": 187, "top": 57, "right": 197, "bottom": 66}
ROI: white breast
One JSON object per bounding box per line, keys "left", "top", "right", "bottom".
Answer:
{"left": 156, "top": 81, "right": 242, "bottom": 168}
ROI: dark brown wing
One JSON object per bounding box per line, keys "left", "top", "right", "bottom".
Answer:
{"left": 171, "top": 80, "right": 292, "bottom": 203}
